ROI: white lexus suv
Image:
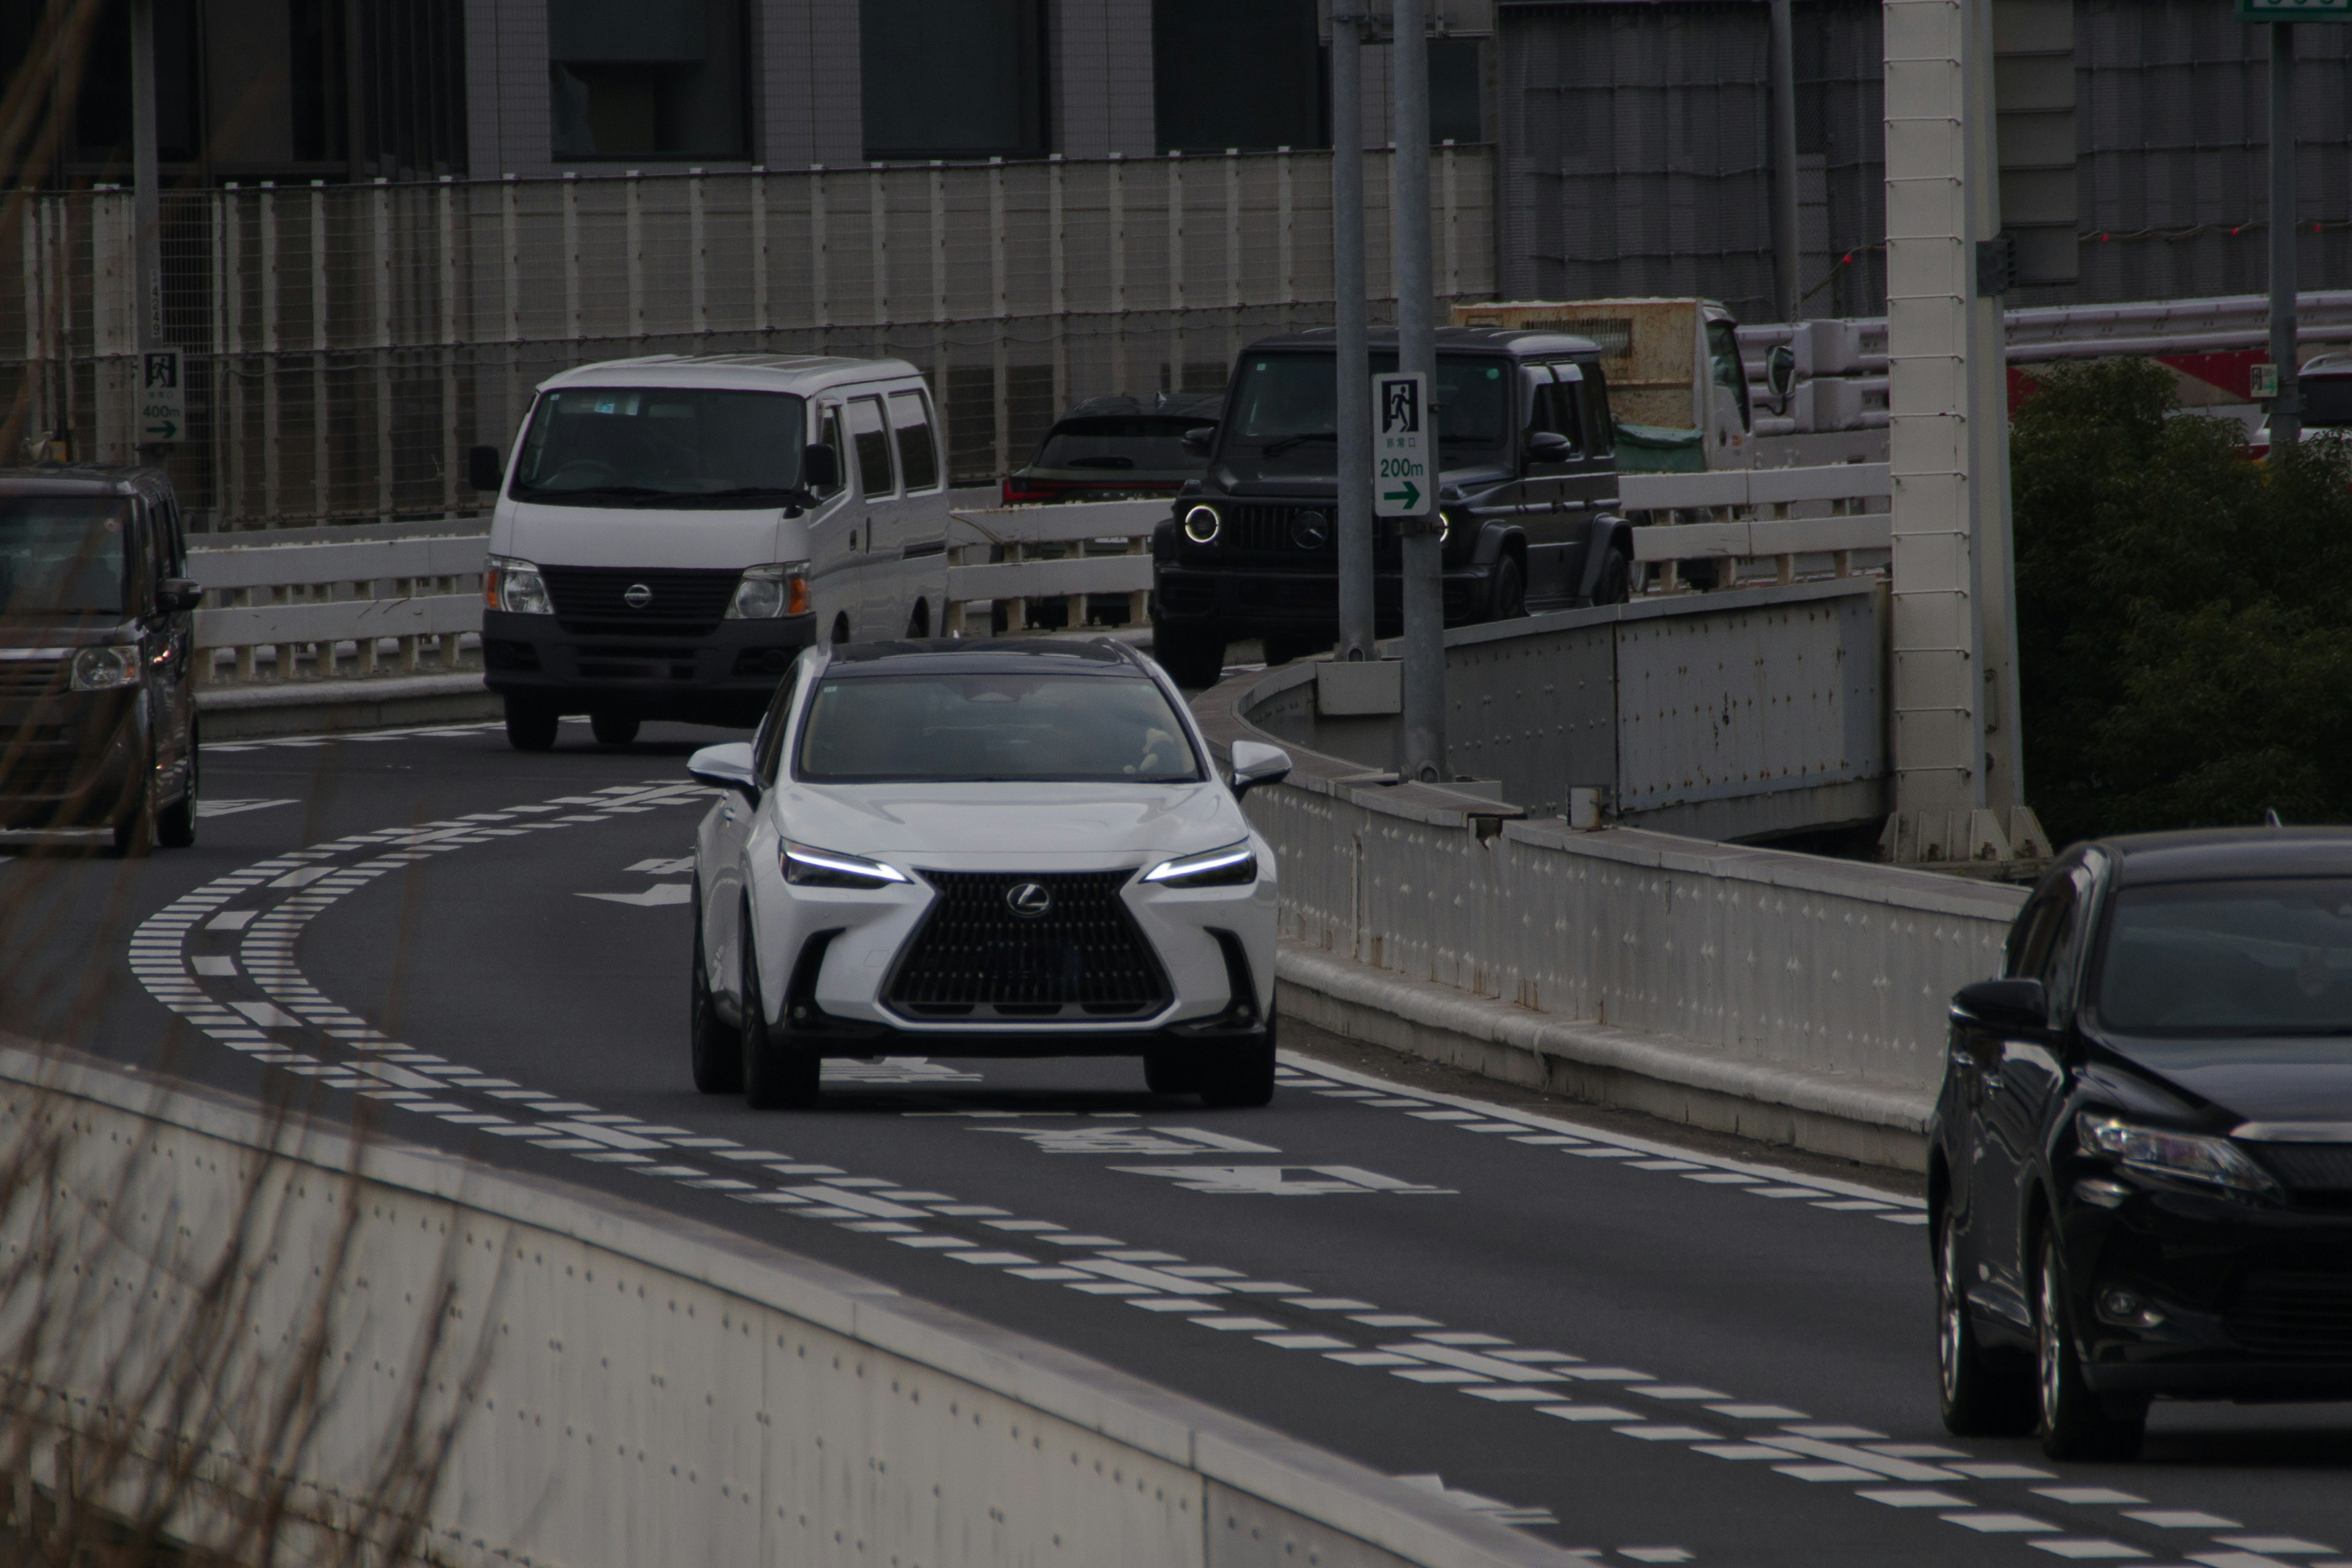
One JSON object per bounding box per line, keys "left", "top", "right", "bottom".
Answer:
{"left": 685, "top": 638, "right": 1290, "bottom": 1109}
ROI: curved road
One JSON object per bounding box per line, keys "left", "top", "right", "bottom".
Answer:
{"left": 6, "top": 718, "right": 2350, "bottom": 1568}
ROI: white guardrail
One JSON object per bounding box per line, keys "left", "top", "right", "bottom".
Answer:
{"left": 189, "top": 526, "right": 488, "bottom": 687}
{"left": 5, "top": 1041, "right": 1576, "bottom": 1568}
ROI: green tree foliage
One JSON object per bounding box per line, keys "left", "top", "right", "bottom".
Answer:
{"left": 2012, "top": 359, "right": 2352, "bottom": 844}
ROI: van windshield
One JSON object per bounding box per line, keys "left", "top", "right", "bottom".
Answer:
{"left": 0, "top": 497, "right": 128, "bottom": 616}
{"left": 1225, "top": 352, "right": 1512, "bottom": 470}
{"left": 511, "top": 388, "right": 807, "bottom": 507}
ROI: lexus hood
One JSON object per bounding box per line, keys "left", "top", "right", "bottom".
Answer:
{"left": 772, "top": 780, "right": 1247, "bottom": 863}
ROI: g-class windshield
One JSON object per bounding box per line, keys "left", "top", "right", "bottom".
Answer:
{"left": 1226, "top": 352, "right": 1512, "bottom": 470}
{"left": 511, "top": 387, "right": 807, "bottom": 507}
{"left": 0, "top": 497, "right": 127, "bottom": 616}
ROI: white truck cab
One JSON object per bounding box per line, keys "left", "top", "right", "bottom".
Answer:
{"left": 473, "top": 353, "right": 953, "bottom": 750}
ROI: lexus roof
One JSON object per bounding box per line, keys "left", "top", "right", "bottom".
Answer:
{"left": 820, "top": 638, "right": 1152, "bottom": 677}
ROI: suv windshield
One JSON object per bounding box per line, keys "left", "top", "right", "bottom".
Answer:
{"left": 2097, "top": 878, "right": 2352, "bottom": 1036}
{"left": 1226, "top": 352, "right": 1512, "bottom": 469}
{"left": 0, "top": 496, "right": 128, "bottom": 616}
{"left": 511, "top": 387, "right": 806, "bottom": 507}
{"left": 797, "top": 672, "right": 1201, "bottom": 783}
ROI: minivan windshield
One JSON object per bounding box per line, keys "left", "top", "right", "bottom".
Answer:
{"left": 511, "top": 387, "right": 806, "bottom": 507}
{"left": 797, "top": 673, "right": 1202, "bottom": 783}
{"left": 0, "top": 497, "right": 128, "bottom": 616}
{"left": 1225, "top": 352, "right": 1513, "bottom": 470}
{"left": 2097, "top": 878, "right": 2352, "bottom": 1036}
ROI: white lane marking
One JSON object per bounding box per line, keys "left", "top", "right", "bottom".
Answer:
{"left": 975, "top": 1125, "right": 1280, "bottom": 1156}
{"left": 1110, "top": 1164, "right": 1451, "bottom": 1196}
{"left": 628, "top": 856, "right": 695, "bottom": 874}
{"left": 2024, "top": 1544, "right": 2146, "bottom": 1561}
{"left": 2218, "top": 1541, "right": 2337, "bottom": 1556}
{"left": 228, "top": 1000, "right": 303, "bottom": 1027}
{"left": 2127, "top": 1512, "right": 2243, "bottom": 1530}
{"left": 1941, "top": 1513, "right": 2060, "bottom": 1533}
{"left": 823, "top": 1057, "right": 983, "bottom": 1085}
{"left": 2036, "top": 1488, "right": 2148, "bottom": 1506}
{"left": 197, "top": 798, "right": 298, "bottom": 819}
{"left": 206, "top": 909, "right": 258, "bottom": 930}
{"left": 578, "top": 884, "right": 692, "bottom": 907}
{"left": 1392, "top": 1474, "right": 1560, "bottom": 1531}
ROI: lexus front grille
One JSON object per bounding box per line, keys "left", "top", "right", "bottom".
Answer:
{"left": 886, "top": 870, "right": 1170, "bottom": 1022}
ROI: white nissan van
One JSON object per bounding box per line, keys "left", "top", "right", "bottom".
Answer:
{"left": 472, "top": 353, "right": 959, "bottom": 751}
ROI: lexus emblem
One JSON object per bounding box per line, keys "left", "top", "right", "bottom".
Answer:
{"left": 623, "top": 582, "right": 654, "bottom": 609}
{"left": 1005, "top": 882, "right": 1053, "bottom": 919}
{"left": 1290, "top": 508, "right": 1330, "bottom": 550}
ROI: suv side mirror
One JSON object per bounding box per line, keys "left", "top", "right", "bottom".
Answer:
{"left": 156, "top": 577, "right": 202, "bottom": 614}
{"left": 1526, "top": 431, "right": 1575, "bottom": 464}
{"left": 687, "top": 741, "right": 763, "bottom": 803}
{"left": 1953, "top": 977, "right": 2049, "bottom": 1033}
{"left": 1180, "top": 425, "right": 1217, "bottom": 456}
{"left": 802, "top": 443, "right": 840, "bottom": 491}
{"left": 467, "top": 445, "right": 505, "bottom": 492}
{"left": 1765, "top": 343, "right": 1797, "bottom": 408}
{"left": 1228, "top": 739, "right": 1292, "bottom": 799}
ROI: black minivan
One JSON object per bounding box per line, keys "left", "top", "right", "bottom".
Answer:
{"left": 0, "top": 467, "right": 202, "bottom": 854}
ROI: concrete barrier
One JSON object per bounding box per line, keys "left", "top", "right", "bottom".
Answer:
{"left": 2, "top": 1041, "right": 1582, "bottom": 1568}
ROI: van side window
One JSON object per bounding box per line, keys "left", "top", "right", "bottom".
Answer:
{"left": 810, "top": 406, "right": 845, "bottom": 497}
{"left": 888, "top": 390, "right": 941, "bottom": 492}
{"left": 847, "top": 397, "right": 896, "bottom": 498}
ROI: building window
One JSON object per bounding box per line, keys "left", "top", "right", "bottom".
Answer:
{"left": 861, "top": 0, "right": 1047, "bottom": 161}
{"left": 1430, "top": 37, "right": 1483, "bottom": 145}
{"left": 1153, "top": 0, "right": 1321, "bottom": 154}
{"left": 549, "top": 0, "right": 748, "bottom": 160}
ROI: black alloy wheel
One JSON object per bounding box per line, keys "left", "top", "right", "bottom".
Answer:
{"left": 1486, "top": 553, "right": 1528, "bottom": 622}
{"left": 1936, "top": 1208, "right": 2035, "bottom": 1435}
{"left": 1592, "top": 547, "right": 1634, "bottom": 606}
{"left": 688, "top": 889, "right": 743, "bottom": 1095}
{"left": 1196, "top": 1009, "right": 1278, "bottom": 1109}
{"left": 505, "top": 696, "right": 560, "bottom": 752}
{"left": 2036, "top": 1232, "right": 2146, "bottom": 1460}
{"left": 1150, "top": 616, "right": 1227, "bottom": 690}
{"left": 590, "top": 709, "right": 641, "bottom": 747}
{"left": 1260, "top": 634, "right": 1313, "bottom": 668}
{"left": 741, "top": 901, "right": 820, "bottom": 1109}
{"left": 156, "top": 722, "right": 198, "bottom": 850}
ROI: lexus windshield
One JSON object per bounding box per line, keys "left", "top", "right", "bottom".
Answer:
{"left": 511, "top": 387, "right": 806, "bottom": 507}
{"left": 2096, "top": 878, "right": 2352, "bottom": 1036}
{"left": 797, "top": 673, "right": 1202, "bottom": 783}
{"left": 1225, "top": 352, "right": 1512, "bottom": 470}
{"left": 0, "top": 497, "right": 127, "bottom": 616}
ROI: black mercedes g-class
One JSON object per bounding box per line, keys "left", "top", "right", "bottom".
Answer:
{"left": 1147, "top": 326, "right": 1629, "bottom": 688}
{"left": 0, "top": 466, "right": 202, "bottom": 854}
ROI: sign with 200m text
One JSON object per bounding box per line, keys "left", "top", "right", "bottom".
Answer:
{"left": 2236, "top": 0, "right": 2352, "bottom": 19}
{"left": 1372, "top": 371, "right": 1430, "bottom": 518}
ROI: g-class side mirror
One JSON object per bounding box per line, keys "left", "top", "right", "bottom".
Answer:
{"left": 802, "top": 443, "right": 841, "bottom": 491}
{"left": 156, "top": 577, "right": 202, "bottom": 614}
{"left": 1229, "top": 739, "right": 1292, "bottom": 799}
{"left": 1526, "top": 431, "right": 1575, "bottom": 464}
{"left": 687, "top": 741, "right": 763, "bottom": 804}
{"left": 1180, "top": 425, "right": 1217, "bottom": 456}
{"left": 1952, "top": 977, "right": 2049, "bottom": 1033}
{"left": 467, "top": 444, "right": 505, "bottom": 492}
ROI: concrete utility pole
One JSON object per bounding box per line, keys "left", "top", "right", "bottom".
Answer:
{"left": 1333, "top": 6, "right": 1375, "bottom": 662}
{"left": 130, "top": 0, "right": 162, "bottom": 363}
{"left": 1768, "top": 0, "right": 1803, "bottom": 323}
{"left": 1392, "top": 0, "right": 1446, "bottom": 782}
{"left": 2268, "top": 21, "right": 2300, "bottom": 450}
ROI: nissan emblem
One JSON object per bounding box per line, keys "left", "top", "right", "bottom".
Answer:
{"left": 623, "top": 582, "right": 653, "bottom": 609}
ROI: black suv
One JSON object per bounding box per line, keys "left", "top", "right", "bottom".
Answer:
{"left": 0, "top": 467, "right": 202, "bottom": 854}
{"left": 1148, "top": 327, "right": 1629, "bottom": 687}
{"left": 1000, "top": 392, "right": 1221, "bottom": 505}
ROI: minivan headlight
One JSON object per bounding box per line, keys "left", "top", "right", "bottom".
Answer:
{"left": 69, "top": 645, "right": 140, "bottom": 690}
{"left": 2076, "top": 1112, "right": 2278, "bottom": 1195}
{"left": 484, "top": 555, "right": 551, "bottom": 616}
{"left": 782, "top": 840, "right": 909, "bottom": 889}
{"left": 1142, "top": 841, "right": 1257, "bottom": 888}
{"left": 727, "top": 562, "right": 812, "bottom": 620}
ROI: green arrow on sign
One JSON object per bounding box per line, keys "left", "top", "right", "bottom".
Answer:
{"left": 1382, "top": 479, "right": 1420, "bottom": 511}
{"left": 145, "top": 420, "right": 179, "bottom": 442}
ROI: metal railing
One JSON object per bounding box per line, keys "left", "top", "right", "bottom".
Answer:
{"left": 189, "top": 524, "right": 485, "bottom": 686}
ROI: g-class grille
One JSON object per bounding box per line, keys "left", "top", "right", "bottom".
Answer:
{"left": 540, "top": 566, "right": 741, "bottom": 636}
{"left": 1231, "top": 504, "right": 1336, "bottom": 555}
{"left": 2226, "top": 1271, "right": 2352, "bottom": 1359}
{"left": 886, "top": 870, "right": 1170, "bottom": 1022}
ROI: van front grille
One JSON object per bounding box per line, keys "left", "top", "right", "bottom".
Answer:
{"left": 540, "top": 567, "right": 741, "bottom": 636}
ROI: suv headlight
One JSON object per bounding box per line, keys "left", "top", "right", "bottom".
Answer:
{"left": 2076, "top": 1112, "right": 2278, "bottom": 1195}
{"left": 69, "top": 645, "right": 140, "bottom": 690}
{"left": 1183, "top": 504, "right": 1222, "bottom": 545}
{"left": 1141, "top": 841, "right": 1257, "bottom": 888}
{"left": 484, "top": 555, "right": 551, "bottom": 616}
{"left": 782, "top": 840, "right": 909, "bottom": 889}
{"left": 727, "top": 562, "right": 812, "bottom": 620}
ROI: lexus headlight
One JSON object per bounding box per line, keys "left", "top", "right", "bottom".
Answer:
{"left": 484, "top": 554, "right": 551, "bottom": 616}
{"left": 1141, "top": 841, "right": 1257, "bottom": 888}
{"left": 1183, "top": 505, "right": 1222, "bottom": 545}
{"left": 727, "top": 562, "right": 811, "bottom": 620}
{"left": 782, "top": 840, "right": 909, "bottom": 889}
{"left": 69, "top": 645, "right": 140, "bottom": 690}
{"left": 2076, "top": 1112, "right": 2278, "bottom": 1195}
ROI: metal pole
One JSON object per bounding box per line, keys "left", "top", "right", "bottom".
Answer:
{"left": 1333, "top": 8, "right": 1375, "bottom": 662}
{"left": 2268, "top": 21, "right": 2300, "bottom": 452}
{"left": 1393, "top": 0, "right": 1447, "bottom": 782}
{"left": 1768, "top": 0, "right": 1802, "bottom": 323}
{"left": 130, "top": 0, "right": 161, "bottom": 358}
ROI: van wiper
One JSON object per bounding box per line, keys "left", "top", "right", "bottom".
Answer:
{"left": 1260, "top": 431, "right": 1338, "bottom": 456}
{"left": 515, "top": 483, "right": 677, "bottom": 502}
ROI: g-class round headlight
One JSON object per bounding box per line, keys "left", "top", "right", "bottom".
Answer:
{"left": 1183, "top": 505, "right": 1222, "bottom": 545}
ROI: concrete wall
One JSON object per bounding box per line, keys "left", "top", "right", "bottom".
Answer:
{"left": 2, "top": 1042, "right": 1580, "bottom": 1568}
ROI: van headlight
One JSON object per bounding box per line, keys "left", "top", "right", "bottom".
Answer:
{"left": 484, "top": 555, "right": 551, "bottom": 615}
{"left": 69, "top": 645, "right": 140, "bottom": 690}
{"left": 1141, "top": 841, "right": 1257, "bottom": 888}
{"left": 727, "top": 562, "right": 812, "bottom": 619}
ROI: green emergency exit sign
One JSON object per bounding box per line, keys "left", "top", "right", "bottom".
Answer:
{"left": 2238, "top": 0, "right": 2352, "bottom": 18}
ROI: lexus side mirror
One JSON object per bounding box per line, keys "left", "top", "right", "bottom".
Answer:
{"left": 1526, "top": 431, "right": 1575, "bottom": 463}
{"left": 1952, "top": 977, "right": 2048, "bottom": 1033}
{"left": 467, "top": 444, "right": 504, "bottom": 492}
{"left": 687, "top": 741, "right": 763, "bottom": 803}
{"left": 157, "top": 577, "right": 202, "bottom": 614}
{"left": 1180, "top": 426, "right": 1216, "bottom": 456}
{"left": 1229, "top": 739, "right": 1292, "bottom": 799}
{"left": 1765, "top": 343, "right": 1798, "bottom": 408}
{"left": 802, "top": 442, "right": 840, "bottom": 491}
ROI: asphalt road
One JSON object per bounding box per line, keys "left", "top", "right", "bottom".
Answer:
{"left": 6, "top": 717, "right": 2351, "bottom": 1568}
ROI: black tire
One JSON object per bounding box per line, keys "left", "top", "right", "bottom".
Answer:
{"left": 111, "top": 764, "right": 154, "bottom": 859}
{"left": 2037, "top": 1232, "right": 2146, "bottom": 1460}
{"left": 155, "top": 723, "right": 198, "bottom": 850}
{"left": 1152, "top": 617, "right": 1227, "bottom": 690}
{"left": 1487, "top": 553, "right": 1528, "bottom": 621}
{"left": 1143, "top": 1050, "right": 1202, "bottom": 1096}
{"left": 590, "top": 708, "right": 641, "bottom": 747}
{"left": 1591, "top": 546, "right": 1633, "bottom": 606}
{"left": 831, "top": 614, "right": 853, "bottom": 647}
{"left": 741, "top": 907, "right": 820, "bottom": 1109}
{"left": 1197, "top": 1011, "right": 1278, "bottom": 1109}
{"left": 688, "top": 895, "right": 742, "bottom": 1095}
{"left": 1261, "top": 633, "right": 1317, "bottom": 668}
{"left": 505, "top": 696, "right": 560, "bottom": 752}
{"left": 1936, "top": 1207, "right": 2036, "bottom": 1436}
